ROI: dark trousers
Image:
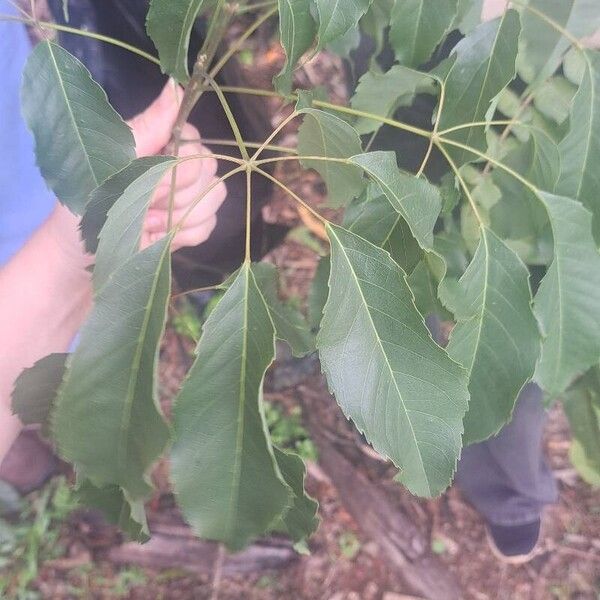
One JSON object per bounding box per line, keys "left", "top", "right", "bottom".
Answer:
{"left": 456, "top": 384, "right": 558, "bottom": 526}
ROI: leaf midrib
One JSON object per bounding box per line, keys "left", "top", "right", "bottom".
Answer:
{"left": 226, "top": 266, "right": 251, "bottom": 541}
{"left": 223, "top": 266, "right": 287, "bottom": 542}
{"left": 281, "top": 0, "right": 296, "bottom": 63}
{"left": 565, "top": 53, "right": 597, "bottom": 201}
{"left": 536, "top": 193, "right": 566, "bottom": 392}
{"left": 461, "top": 13, "right": 513, "bottom": 157}
{"left": 466, "top": 229, "right": 492, "bottom": 376}
{"left": 177, "top": 0, "right": 203, "bottom": 77}
{"left": 355, "top": 162, "right": 431, "bottom": 250}
{"left": 319, "top": 0, "right": 342, "bottom": 44}
{"left": 47, "top": 42, "right": 98, "bottom": 188}
{"left": 117, "top": 239, "right": 170, "bottom": 488}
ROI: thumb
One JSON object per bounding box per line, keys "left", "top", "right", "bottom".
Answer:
{"left": 128, "top": 80, "right": 183, "bottom": 156}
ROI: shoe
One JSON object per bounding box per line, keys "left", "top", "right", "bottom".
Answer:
{"left": 485, "top": 519, "right": 541, "bottom": 565}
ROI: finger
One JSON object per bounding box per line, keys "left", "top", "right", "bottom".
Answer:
{"left": 153, "top": 123, "right": 217, "bottom": 193}
{"left": 152, "top": 147, "right": 219, "bottom": 207}
{"left": 179, "top": 122, "right": 200, "bottom": 142}
{"left": 481, "top": 0, "right": 505, "bottom": 21}
{"left": 152, "top": 166, "right": 224, "bottom": 211}
{"left": 158, "top": 146, "right": 219, "bottom": 194}
{"left": 140, "top": 230, "right": 168, "bottom": 251}
{"left": 172, "top": 217, "right": 218, "bottom": 251}
{"left": 142, "top": 216, "right": 218, "bottom": 251}
{"left": 145, "top": 182, "right": 227, "bottom": 232}
{"left": 128, "top": 81, "right": 183, "bottom": 156}
{"left": 173, "top": 122, "right": 218, "bottom": 179}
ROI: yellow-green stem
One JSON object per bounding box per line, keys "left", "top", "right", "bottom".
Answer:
{"left": 180, "top": 137, "right": 297, "bottom": 155}
{"left": 172, "top": 284, "right": 222, "bottom": 300}
{"left": 251, "top": 111, "right": 299, "bottom": 161}
{"left": 253, "top": 155, "right": 352, "bottom": 167}
{"left": 245, "top": 167, "right": 253, "bottom": 262}
{"left": 209, "top": 6, "right": 278, "bottom": 78}
{"left": 0, "top": 14, "right": 161, "bottom": 64}
{"left": 174, "top": 166, "right": 247, "bottom": 234}
{"left": 435, "top": 141, "right": 485, "bottom": 226}
{"left": 437, "top": 136, "right": 539, "bottom": 194}
{"left": 203, "top": 74, "right": 251, "bottom": 161}
{"left": 417, "top": 79, "right": 446, "bottom": 177}
{"left": 510, "top": 0, "right": 584, "bottom": 50}
{"left": 439, "top": 119, "right": 527, "bottom": 135}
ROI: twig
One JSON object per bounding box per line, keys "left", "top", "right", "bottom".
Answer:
{"left": 482, "top": 93, "right": 534, "bottom": 175}
{"left": 210, "top": 544, "right": 226, "bottom": 600}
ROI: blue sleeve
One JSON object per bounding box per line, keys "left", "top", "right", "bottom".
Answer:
{"left": 0, "top": 0, "right": 55, "bottom": 266}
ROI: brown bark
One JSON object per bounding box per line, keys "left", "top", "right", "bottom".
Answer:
{"left": 108, "top": 525, "right": 297, "bottom": 575}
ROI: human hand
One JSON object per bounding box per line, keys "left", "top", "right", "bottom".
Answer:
{"left": 481, "top": 0, "right": 506, "bottom": 22}
{"left": 128, "top": 82, "right": 227, "bottom": 252}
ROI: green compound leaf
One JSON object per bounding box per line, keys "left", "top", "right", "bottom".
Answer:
{"left": 350, "top": 152, "right": 442, "bottom": 251}
{"left": 298, "top": 109, "right": 365, "bottom": 208}
{"left": 171, "top": 264, "right": 292, "bottom": 551}
{"left": 90, "top": 157, "right": 177, "bottom": 291}
{"left": 437, "top": 10, "right": 521, "bottom": 166}
{"left": 350, "top": 65, "right": 436, "bottom": 135}
{"left": 344, "top": 184, "right": 422, "bottom": 274}
{"left": 488, "top": 128, "right": 559, "bottom": 266}
{"left": 533, "top": 76, "right": 577, "bottom": 126}
{"left": 326, "top": 27, "right": 361, "bottom": 58}
{"left": 564, "top": 47, "right": 586, "bottom": 86}
{"left": 52, "top": 237, "right": 172, "bottom": 500}
{"left": 274, "top": 0, "right": 317, "bottom": 95}
{"left": 11, "top": 354, "right": 68, "bottom": 429}
{"left": 563, "top": 367, "right": 600, "bottom": 487}
{"left": 408, "top": 259, "right": 452, "bottom": 321}
{"left": 314, "top": 0, "right": 373, "bottom": 49}
{"left": 76, "top": 480, "right": 150, "bottom": 543}
{"left": 272, "top": 447, "right": 319, "bottom": 543}
{"left": 557, "top": 51, "right": 600, "bottom": 245}
{"left": 21, "top": 42, "right": 135, "bottom": 214}
{"left": 81, "top": 156, "right": 173, "bottom": 255}
{"left": 389, "top": 0, "right": 458, "bottom": 68}
{"left": 534, "top": 193, "right": 600, "bottom": 398}
{"left": 512, "top": 128, "right": 561, "bottom": 191}
{"left": 445, "top": 228, "right": 540, "bottom": 445}
{"left": 146, "top": 0, "right": 208, "bottom": 84}
{"left": 317, "top": 224, "right": 469, "bottom": 497}
{"left": 251, "top": 263, "right": 315, "bottom": 357}
{"left": 517, "top": 0, "right": 600, "bottom": 85}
